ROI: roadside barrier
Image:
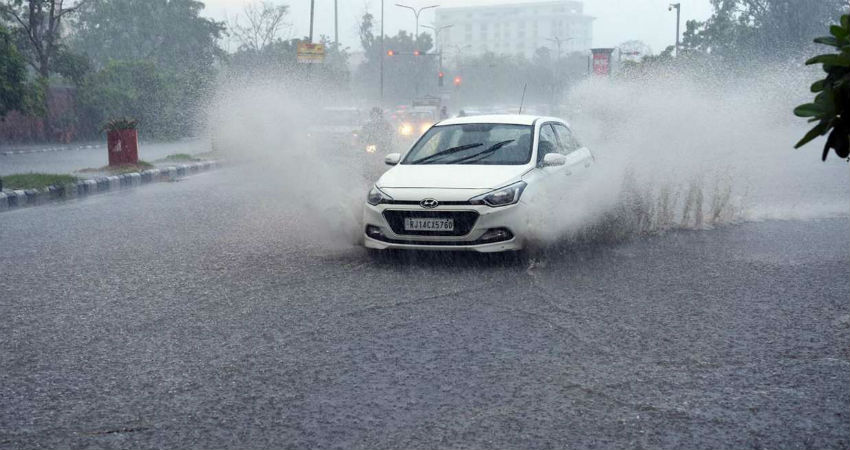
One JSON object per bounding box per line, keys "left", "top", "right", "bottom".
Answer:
{"left": 0, "top": 160, "right": 220, "bottom": 212}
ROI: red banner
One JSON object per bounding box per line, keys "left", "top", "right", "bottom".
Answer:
{"left": 591, "top": 48, "right": 615, "bottom": 76}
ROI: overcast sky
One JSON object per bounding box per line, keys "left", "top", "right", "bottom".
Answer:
{"left": 201, "top": 0, "right": 714, "bottom": 54}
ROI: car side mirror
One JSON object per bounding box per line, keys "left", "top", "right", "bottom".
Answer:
{"left": 384, "top": 153, "right": 401, "bottom": 166}
{"left": 542, "top": 153, "right": 566, "bottom": 167}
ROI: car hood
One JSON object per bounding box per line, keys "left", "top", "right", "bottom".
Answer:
{"left": 378, "top": 164, "right": 530, "bottom": 190}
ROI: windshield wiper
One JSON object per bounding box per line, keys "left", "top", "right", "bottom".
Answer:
{"left": 410, "top": 143, "right": 483, "bottom": 164}
{"left": 454, "top": 140, "right": 515, "bottom": 164}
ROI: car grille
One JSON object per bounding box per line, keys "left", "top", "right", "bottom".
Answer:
{"left": 382, "top": 210, "right": 479, "bottom": 236}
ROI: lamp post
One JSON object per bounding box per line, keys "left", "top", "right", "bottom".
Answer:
{"left": 395, "top": 3, "right": 439, "bottom": 41}
{"left": 669, "top": 3, "right": 681, "bottom": 57}
{"left": 380, "top": 0, "right": 385, "bottom": 103}
{"left": 422, "top": 24, "right": 452, "bottom": 72}
{"left": 309, "top": 0, "right": 315, "bottom": 42}
{"left": 451, "top": 43, "right": 472, "bottom": 64}
{"left": 546, "top": 36, "right": 574, "bottom": 60}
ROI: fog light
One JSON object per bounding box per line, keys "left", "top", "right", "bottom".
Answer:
{"left": 479, "top": 228, "right": 513, "bottom": 243}
{"left": 365, "top": 225, "right": 385, "bottom": 239}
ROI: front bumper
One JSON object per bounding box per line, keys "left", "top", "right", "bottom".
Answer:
{"left": 362, "top": 201, "right": 527, "bottom": 252}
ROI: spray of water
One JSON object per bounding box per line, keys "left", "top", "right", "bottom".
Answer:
{"left": 525, "top": 65, "right": 848, "bottom": 247}
{"left": 205, "top": 75, "right": 371, "bottom": 250}
{"left": 204, "top": 65, "right": 848, "bottom": 253}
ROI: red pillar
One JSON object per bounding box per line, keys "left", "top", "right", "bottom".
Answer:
{"left": 107, "top": 129, "right": 139, "bottom": 166}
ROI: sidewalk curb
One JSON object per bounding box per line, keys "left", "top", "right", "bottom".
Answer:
{"left": 0, "top": 143, "right": 102, "bottom": 156}
{"left": 0, "top": 160, "right": 221, "bottom": 212}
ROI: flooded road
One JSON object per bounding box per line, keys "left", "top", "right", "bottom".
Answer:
{"left": 0, "top": 168, "right": 847, "bottom": 449}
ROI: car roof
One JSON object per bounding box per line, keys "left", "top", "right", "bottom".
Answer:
{"left": 436, "top": 114, "right": 561, "bottom": 126}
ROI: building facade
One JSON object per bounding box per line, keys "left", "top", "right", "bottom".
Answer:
{"left": 435, "top": 1, "right": 593, "bottom": 63}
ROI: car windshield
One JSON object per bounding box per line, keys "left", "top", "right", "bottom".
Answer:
{"left": 402, "top": 123, "right": 533, "bottom": 165}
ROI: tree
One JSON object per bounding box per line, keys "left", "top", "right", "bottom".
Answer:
{"left": 71, "top": 0, "right": 224, "bottom": 72}
{"left": 0, "top": 23, "right": 30, "bottom": 117}
{"left": 70, "top": 0, "right": 225, "bottom": 137}
{"left": 75, "top": 60, "right": 181, "bottom": 138}
{"left": 681, "top": 0, "right": 847, "bottom": 61}
{"left": 226, "top": 34, "right": 350, "bottom": 92}
{"left": 0, "top": 0, "right": 83, "bottom": 78}
{"left": 793, "top": 14, "right": 850, "bottom": 161}
{"left": 355, "top": 11, "right": 436, "bottom": 103}
{"left": 229, "top": 1, "right": 289, "bottom": 53}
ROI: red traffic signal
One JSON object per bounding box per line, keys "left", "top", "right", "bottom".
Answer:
{"left": 413, "top": 50, "right": 421, "bottom": 56}
{"left": 453, "top": 76, "right": 462, "bottom": 86}
{"left": 438, "top": 71, "right": 444, "bottom": 86}
{"left": 386, "top": 49, "right": 394, "bottom": 56}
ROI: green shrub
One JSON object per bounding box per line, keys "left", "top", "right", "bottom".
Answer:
{"left": 794, "top": 14, "right": 850, "bottom": 161}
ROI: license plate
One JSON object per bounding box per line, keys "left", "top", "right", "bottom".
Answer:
{"left": 404, "top": 217, "right": 454, "bottom": 231}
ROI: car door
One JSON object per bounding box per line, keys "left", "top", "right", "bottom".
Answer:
{"left": 535, "top": 122, "right": 570, "bottom": 200}
{"left": 551, "top": 122, "right": 593, "bottom": 184}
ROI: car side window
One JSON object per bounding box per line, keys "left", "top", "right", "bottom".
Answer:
{"left": 537, "top": 123, "right": 559, "bottom": 165}
{"left": 552, "top": 123, "right": 581, "bottom": 154}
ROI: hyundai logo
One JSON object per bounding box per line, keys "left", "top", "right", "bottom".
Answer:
{"left": 420, "top": 198, "right": 439, "bottom": 208}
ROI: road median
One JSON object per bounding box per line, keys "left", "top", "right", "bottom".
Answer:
{"left": 0, "top": 160, "right": 221, "bottom": 212}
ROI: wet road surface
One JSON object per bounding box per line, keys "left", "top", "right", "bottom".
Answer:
{"left": 0, "top": 168, "right": 848, "bottom": 449}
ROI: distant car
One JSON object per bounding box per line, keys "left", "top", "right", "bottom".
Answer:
{"left": 395, "top": 107, "right": 438, "bottom": 139}
{"left": 363, "top": 114, "right": 595, "bottom": 253}
{"left": 306, "top": 107, "right": 364, "bottom": 148}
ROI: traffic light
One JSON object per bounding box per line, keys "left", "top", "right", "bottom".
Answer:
{"left": 413, "top": 50, "right": 421, "bottom": 56}
{"left": 386, "top": 49, "right": 394, "bottom": 56}
{"left": 438, "top": 71, "right": 444, "bottom": 86}
{"left": 454, "top": 75, "right": 462, "bottom": 87}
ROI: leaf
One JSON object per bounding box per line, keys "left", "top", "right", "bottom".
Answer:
{"left": 806, "top": 54, "right": 850, "bottom": 67}
{"left": 842, "top": 15, "right": 849, "bottom": 30}
{"left": 834, "top": 131, "right": 850, "bottom": 158}
{"left": 793, "top": 103, "right": 826, "bottom": 118}
{"left": 795, "top": 120, "right": 830, "bottom": 149}
{"left": 811, "top": 79, "right": 825, "bottom": 92}
{"left": 830, "top": 25, "right": 849, "bottom": 40}
{"left": 814, "top": 36, "right": 839, "bottom": 47}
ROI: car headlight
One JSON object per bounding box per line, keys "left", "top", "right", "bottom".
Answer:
{"left": 469, "top": 181, "right": 527, "bottom": 207}
{"left": 399, "top": 123, "right": 413, "bottom": 136}
{"left": 420, "top": 123, "right": 432, "bottom": 134}
{"left": 367, "top": 186, "right": 393, "bottom": 205}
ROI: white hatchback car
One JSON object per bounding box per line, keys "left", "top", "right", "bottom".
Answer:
{"left": 363, "top": 114, "right": 594, "bottom": 252}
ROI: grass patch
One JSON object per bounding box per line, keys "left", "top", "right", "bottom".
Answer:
{"left": 163, "top": 153, "right": 200, "bottom": 162}
{"left": 79, "top": 161, "right": 154, "bottom": 174}
{"left": 193, "top": 150, "right": 221, "bottom": 159}
{"left": 2, "top": 173, "right": 80, "bottom": 190}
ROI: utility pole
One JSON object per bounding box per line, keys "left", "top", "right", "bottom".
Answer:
{"left": 669, "top": 3, "right": 681, "bottom": 57}
{"left": 309, "top": 0, "right": 315, "bottom": 43}
{"left": 380, "top": 0, "right": 385, "bottom": 103}
{"left": 334, "top": 0, "right": 338, "bottom": 46}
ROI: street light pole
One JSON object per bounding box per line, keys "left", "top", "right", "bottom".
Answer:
{"left": 380, "top": 0, "right": 385, "bottom": 103}
{"left": 422, "top": 24, "right": 453, "bottom": 71}
{"left": 334, "top": 0, "right": 338, "bottom": 46}
{"left": 669, "top": 3, "right": 681, "bottom": 57}
{"left": 309, "top": 0, "right": 315, "bottom": 43}
{"left": 395, "top": 3, "right": 439, "bottom": 41}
